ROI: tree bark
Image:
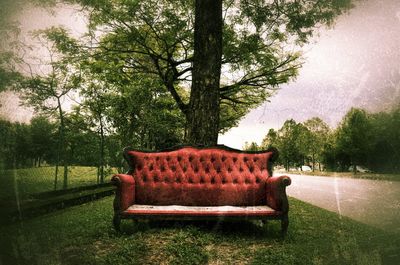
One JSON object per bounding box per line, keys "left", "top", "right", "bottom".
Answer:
{"left": 57, "top": 98, "right": 68, "bottom": 189}
{"left": 187, "top": 0, "right": 223, "bottom": 146}
{"left": 54, "top": 161, "right": 59, "bottom": 190}
{"left": 312, "top": 153, "right": 315, "bottom": 172}
{"left": 97, "top": 166, "right": 100, "bottom": 184}
{"left": 54, "top": 124, "right": 61, "bottom": 190}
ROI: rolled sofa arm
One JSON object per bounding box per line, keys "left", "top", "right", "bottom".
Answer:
{"left": 266, "top": 175, "right": 291, "bottom": 213}
{"left": 111, "top": 174, "right": 135, "bottom": 212}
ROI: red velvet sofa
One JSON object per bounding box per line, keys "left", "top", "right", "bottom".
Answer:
{"left": 111, "top": 145, "right": 291, "bottom": 234}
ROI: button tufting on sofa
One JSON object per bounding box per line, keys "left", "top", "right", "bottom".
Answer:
{"left": 211, "top": 176, "right": 215, "bottom": 184}
{"left": 113, "top": 146, "right": 291, "bottom": 236}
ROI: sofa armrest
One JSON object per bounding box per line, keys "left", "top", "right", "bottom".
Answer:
{"left": 266, "top": 175, "right": 291, "bottom": 213}
{"left": 111, "top": 174, "right": 135, "bottom": 212}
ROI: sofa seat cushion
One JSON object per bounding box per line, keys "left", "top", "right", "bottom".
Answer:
{"left": 122, "top": 204, "right": 281, "bottom": 217}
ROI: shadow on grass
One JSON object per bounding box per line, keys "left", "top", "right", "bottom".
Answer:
{"left": 119, "top": 219, "right": 282, "bottom": 239}
{"left": 1, "top": 196, "right": 399, "bottom": 265}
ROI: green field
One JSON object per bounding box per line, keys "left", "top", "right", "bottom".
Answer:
{"left": 0, "top": 166, "right": 117, "bottom": 200}
{"left": 0, "top": 196, "right": 398, "bottom": 265}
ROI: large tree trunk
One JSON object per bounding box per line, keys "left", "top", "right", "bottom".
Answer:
{"left": 187, "top": 0, "right": 223, "bottom": 146}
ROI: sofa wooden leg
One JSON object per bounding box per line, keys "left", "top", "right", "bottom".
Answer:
{"left": 261, "top": 219, "right": 269, "bottom": 233}
{"left": 113, "top": 214, "right": 121, "bottom": 232}
{"left": 281, "top": 214, "right": 288, "bottom": 236}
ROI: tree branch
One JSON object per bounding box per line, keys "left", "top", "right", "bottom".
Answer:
{"left": 220, "top": 55, "right": 300, "bottom": 95}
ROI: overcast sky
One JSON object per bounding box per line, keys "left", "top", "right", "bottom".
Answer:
{"left": 1, "top": 0, "right": 399, "bottom": 149}
{"left": 219, "top": 0, "right": 400, "bottom": 148}
{"left": 0, "top": 3, "right": 86, "bottom": 122}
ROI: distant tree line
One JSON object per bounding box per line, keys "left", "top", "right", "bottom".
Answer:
{"left": 0, "top": 84, "right": 185, "bottom": 190}
{"left": 245, "top": 107, "right": 400, "bottom": 173}
{"left": 0, "top": 116, "right": 122, "bottom": 171}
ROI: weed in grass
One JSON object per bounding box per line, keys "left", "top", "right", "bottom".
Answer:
{"left": 165, "top": 229, "right": 209, "bottom": 265}
{"left": 100, "top": 237, "right": 148, "bottom": 265}
{"left": 330, "top": 229, "right": 380, "bottom": 265}
{"left": 58, "top": 245, "right": 98, "bottom": 265}
{"left": 251, "top": 246, "right": 295, "bottom": 265}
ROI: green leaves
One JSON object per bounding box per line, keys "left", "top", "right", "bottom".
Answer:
{"left": 261, "top": 118, "right": 331, "bottom": 170}
{"left": 4, "top": 0, "right": 356, "bottom": 148}
{"left": 36, "top": 27, "right": 80, "bottom": 55}
{"left": 261, "top": 106, "right": 400, "bottom": 173}
{"left": 60, "top": 0, "right": 353, "bottom": 135}
{"left": 335, "top": 108, "right": 372, "bottom": 168}
{"left": 0, "top": 21, "right": 22, "bottom": 92}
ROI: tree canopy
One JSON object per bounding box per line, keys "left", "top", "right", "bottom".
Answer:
{"left": 52, "top": 0, "right": 353, "bottom": 144}
{"left": 2, "top": 0, "right": 355, "bottom": 164}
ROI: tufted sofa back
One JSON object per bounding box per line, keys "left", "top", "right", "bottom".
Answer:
{"left": 124, "top": 146, "right": 274, "bottom": 206}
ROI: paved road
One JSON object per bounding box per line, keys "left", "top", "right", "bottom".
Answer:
{"left": 279, "top": 173, "right": 400, "bottom": 232}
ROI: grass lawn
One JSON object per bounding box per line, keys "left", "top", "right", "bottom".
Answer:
{"left": 0, "top": 166, "right": 116, "bottom": 200}
{"left": 0, "top": 196, "right": 398, "bottom": 265}
{"left": 282, "top": 170, "right": 400, "bottom": 182}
